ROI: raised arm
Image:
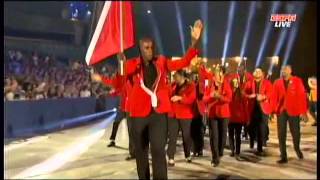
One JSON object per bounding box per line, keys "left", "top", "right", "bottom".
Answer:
{"left": 166, "top": 19, "right": 203, "bottom": 72}
{"left": 166, "top": 48, "right": 199, "bottom": 71}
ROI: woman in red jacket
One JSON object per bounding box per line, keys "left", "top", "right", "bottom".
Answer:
{"left": 228, "top": 76, "right": 248, "bottom": 160}
{"left": 167, "top": 70, "right": 196, "bottom": 166}
{"left": 202, "top": 65, "right": 232, "bottom": 167}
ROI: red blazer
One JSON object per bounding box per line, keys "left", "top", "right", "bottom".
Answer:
{"left": 229, "top": 91, "right": 248, "bottom": 124}
{"left": 125, "top": 48, "right": 199, "bottom": 117}
{"left": 101, "top": 73, "right": 130, "bottom": 112}
{"left": 272, "top": 76, "right": 308, "bottom": 116}
{"left": 171, "top": 82, "right": 196, "bottom": 120}
{"left": 203, "top": 78, "right": 232, "bottom": 119}
{"left": 225, "top": 73, "right": 252, "bottom": 124}
{"left": 244, "top": 79, "right": 273, "bottom": 115}
{"left": 196, "top": 66, "right": 214, "bottom": 116}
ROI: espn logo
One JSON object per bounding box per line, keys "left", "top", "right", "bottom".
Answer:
{"left": 270, "top": 14, "right": 297, "bottom": 28}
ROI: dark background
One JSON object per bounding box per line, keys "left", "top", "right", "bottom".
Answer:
{"left": 4, "top": 1, "right": 317, "bottom": 82}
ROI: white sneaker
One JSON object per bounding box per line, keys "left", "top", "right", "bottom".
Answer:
{"left": 168, "top": 159, "right": 175, "bottom": 166}
{"left": 186, "top": 157, "right": 192, "bottom": 163}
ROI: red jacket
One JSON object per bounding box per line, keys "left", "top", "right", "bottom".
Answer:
{"left": 203, "top": 78, "right": 232, "bottom": 119}
{"left": 101, "top": 73, "right": 130, "bottom": 112}
{"left": 196, "top": 65, "right": 214, "bottom": 116}
{"left": 225, "top": 73, "right": 252, "bottom": 124}
{"left": 272, "top": 76, "right": 308, "bottom": 116}
{"left": 171, "top": 82, "right": 196, "bottom": 120}
{"left": 244, "top": 78, "right": 273, "bottom": 116}
{"left": 125, "top": 48, "right": 199, "bottom": 117}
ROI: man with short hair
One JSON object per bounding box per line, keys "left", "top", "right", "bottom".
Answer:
{"left": 273, "top": 65, "right": 307, "bottom": 164}
{"left": 120, "top": 20, "right": 203, "bottom": 179}
{"left": 244, "top": 67, "right": 273, "bottom": 156}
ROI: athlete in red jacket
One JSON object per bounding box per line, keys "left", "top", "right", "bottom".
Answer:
{"left": 272, "top": 65, "right": 307, "bottom": 164}
{"left": 225, "top": 64, "right": 254, "bottom": 141}
{"left": 91, "top": 72, "right": 135, "bottom": 160}
{"left": 202, "top": 65, "right": 232, "bottom": 167}
{"left": 226, "top": 73, "right": 250, "bottom": 160}
{"left": 119, "top": 20, "right": 203, "bottom": 179}
{"left": 167, "top": 70, "right": 196, "bottom": 166}
{"left": 243, "top": 67, "right": 273, "bottom": 156}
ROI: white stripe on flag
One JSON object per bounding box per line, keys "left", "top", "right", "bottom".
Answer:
{"left": 85, "top": 1, "right": 112, "bottom": 65}
{"left": 120, "top": 1, "right": 123, "bottom": 52}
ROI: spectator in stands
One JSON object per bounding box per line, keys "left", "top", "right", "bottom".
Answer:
{"left": 80, "top": 85, "right": 91, "bottom": 97}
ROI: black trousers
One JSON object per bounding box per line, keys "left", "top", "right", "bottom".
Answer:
{"left": 167, "top": 118, "right": 192, "bottom": 159}
{"left": 191, "top": 115, "right": 205, "bottom": 154}
{"left": 309, "top": 101, "right": 317, "bottom": 121}
{"left": 109, "top": 110, "right": 135, "bottom": 157}
{"left": 131, "top": 110, "right": 168, "bottom": 180}
{"left": 243, "top": 125, "right": 249, "bottom": 138}
{"left": 228, "top": 123, "right": 243, "bottom": 155}
{"left": 209, "top": 118, "right": 228, "bottom": 162}
{"left": 277, "top": 111, "right": 302, "bottom": 159}
{"left": 248, "top": 104, "right": 269, "bottom": 152}
{"left": 109, "top": 110, "right": 126, "bottom": 140}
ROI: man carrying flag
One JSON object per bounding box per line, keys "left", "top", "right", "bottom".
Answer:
{"left": 120, "top": 19, "right": 202, "bottom": 179}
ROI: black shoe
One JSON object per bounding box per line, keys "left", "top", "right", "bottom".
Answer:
{"left": 107, "top": 141, "right": 115, "bottom": 147}
{"left": 255, "top": 151, "right": 265, "bottom": 156}
{"left": 277, "top": 158, "right": 288, "bottom": 164}
{"left": 297, "top": 151, "right": 304, "bottom": 160}
{"left": 230, "top": 152, "right": 235, "bottom": 157}
{"left": 219, "top": 153, "right": 223, "bottom": 157}
{"left": 198, "top": 151, "right": 203, "bottom": 157}
{"left": 263, "top": 142, "right": 267, "bottom": 147}
{"left": 125, "top": 155, "right": 135, "bottom": 161}
{"left": 235, "top": 154, "right": 241, "bottom": 161}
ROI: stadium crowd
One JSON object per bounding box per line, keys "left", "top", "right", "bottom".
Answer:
{"left": 4, "top": 50, "right": 116, "bottom": 101}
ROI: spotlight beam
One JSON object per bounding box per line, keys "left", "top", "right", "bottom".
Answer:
{"left": 255, "top": 1, "right": 281, "bottom": 67}
{"left": 174, "top": 1, "right": 186, "bottom": 54}
{"left": 273, "top": 4, "right": 297, "bottom": 56}
{"left": 240, "top": 2, "right": 257, "bottom": 58}
{"left": 222, "top": 1, "right": 236, "bottom": 64}
{"left": 200, "top": 1, "right": 208, "bottom": 58}
{"left": 268, "top": 3, "right": 297, "bottom": 75}
{"left": 145, "top": 3, "right": 164, "bottom": 54}
{"left": 282, "top": 2, "right": 306, "bottom": 67}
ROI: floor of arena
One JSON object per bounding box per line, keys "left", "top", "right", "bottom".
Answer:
{"left": 4, "top": 112, "right": 317, "bottom": 179}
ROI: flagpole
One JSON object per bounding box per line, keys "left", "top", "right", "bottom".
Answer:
{"left": 119, "top": 1, "right": 124, "bottom": 75}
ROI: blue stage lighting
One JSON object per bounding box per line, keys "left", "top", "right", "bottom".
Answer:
{"left": 222, "top": 1, "right": 236, "bottom": 64}
{"left": 174, "top": 1, "right": 186, "bottom": 55}
{"left": 282, "top": 2, "right": 306, "bottom": 67}
{"left": 240, "top": 2, "right": 257, "bottom": 58}
{"left": 255, "top": 1, "right": 281, "bottom": 67}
